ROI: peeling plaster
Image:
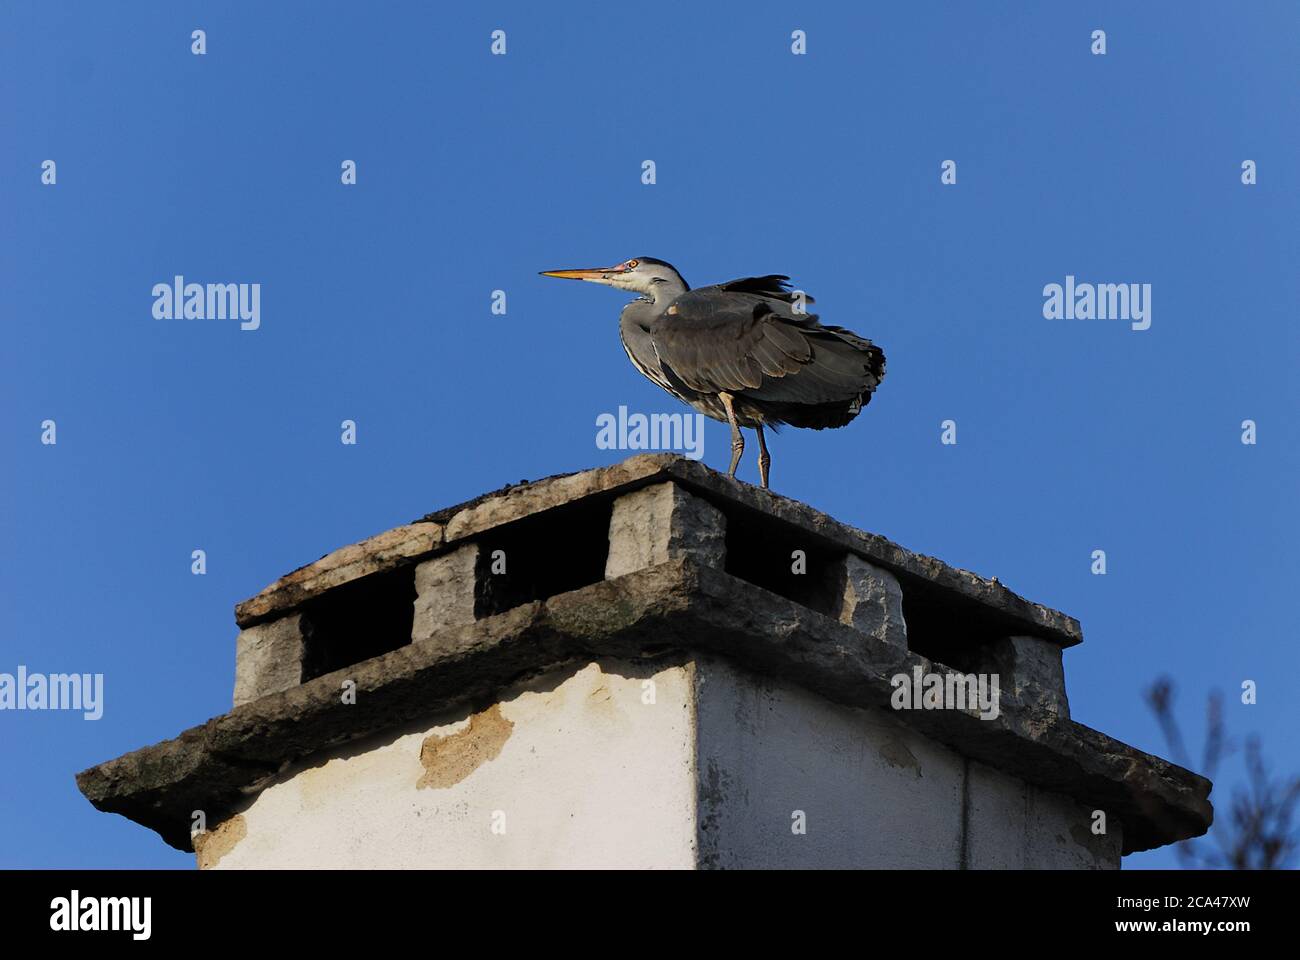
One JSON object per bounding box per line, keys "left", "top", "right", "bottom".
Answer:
{"left": 194, "top": 815, "right": 247, "bottom": 869}
{"left": 418, "top": 703, "right": 514, "bottom": 790}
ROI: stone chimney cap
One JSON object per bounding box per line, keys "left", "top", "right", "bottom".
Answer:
{"left": 234, "top": 453, "right": 1082, "bottom": 646}
{"left": 76, "top": 455, "right": 1211, "bottom": 858}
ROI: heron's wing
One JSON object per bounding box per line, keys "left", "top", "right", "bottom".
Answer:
{"left": 717, "top": 275, "right": 813, "bottom": 306}
{"left": 648, "top": 283, "right": 884, "bottom": 408}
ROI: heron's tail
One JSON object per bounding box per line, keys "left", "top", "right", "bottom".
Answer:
{"left": 771, "top": 326, "right": 886, "bottom": 430}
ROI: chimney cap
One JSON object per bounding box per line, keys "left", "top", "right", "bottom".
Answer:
{"left": 76, "top": 455, "right": 1209, "bottom": 857}
{"left": 234, "top": 453, "right": 1083, "bottom": 646}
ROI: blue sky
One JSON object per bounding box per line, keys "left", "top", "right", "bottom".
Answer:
{"left": 2, "top": 2, "right": 1296, "bottom": 868}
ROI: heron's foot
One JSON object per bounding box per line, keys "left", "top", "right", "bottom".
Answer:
{"left": 758, "top": 451, "right": 770, "bottom": 489}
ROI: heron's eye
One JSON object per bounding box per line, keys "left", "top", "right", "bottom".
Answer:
{"left": 626, "top": 259, "right": 639, "bottom": 269}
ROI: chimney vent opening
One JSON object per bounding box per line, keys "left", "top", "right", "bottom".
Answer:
{"left": 473, "top": 498, "right": 613, "bottom": 618}
{"left": 722, "top": 510, "right": 845, "bottom": 617}
{"left": 300, "top": 567, "right": 417, "bottom": 682}
{"left": 900, "top": 585, "right": 1006, "bottom": 674}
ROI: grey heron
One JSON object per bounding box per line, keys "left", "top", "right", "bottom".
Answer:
{"left": 540, "top": 257, "right": 886, "bottom": 489}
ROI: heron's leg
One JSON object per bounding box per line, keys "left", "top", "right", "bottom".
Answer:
{"left": 719, "top": 392, "right": 744, "bottom": 479}
{"left": 755, "top": 424, "right": 771, "bottom": 490}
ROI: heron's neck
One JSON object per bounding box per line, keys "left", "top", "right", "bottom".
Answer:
{"left": 648, "top": 277, "right": 688, "bottom": 305}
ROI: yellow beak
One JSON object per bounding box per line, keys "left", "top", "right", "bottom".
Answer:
{"left": 539, "top": 265, "right": 628, "bottom": 281}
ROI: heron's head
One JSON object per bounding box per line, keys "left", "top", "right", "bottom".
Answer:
{"left": 540, "top": 257, "right": 687, "bottom": 299}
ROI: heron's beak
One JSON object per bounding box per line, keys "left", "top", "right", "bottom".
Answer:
{"left": 539, "top": 264, "right": 629, "bottom": 281}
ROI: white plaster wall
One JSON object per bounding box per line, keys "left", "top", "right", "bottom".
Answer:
{"left": 202, "top": 659, "right": 698, "bottom": 869}
{"left": 965, "top": 758, "right": 1031, "bottom": 869}
{"left": 1025, "top": 778, "right": 1122, "bottom": 869}
{"left": 692, "top": 657, "right": 1121, "bottom": 869}
{"left": 201, "top": 654, "right": 1120, "bottom": 870}
{"left": 693, "top": 657, "right": 965, "bottom": 868}
{"left": 965, "top": 759, "right": 1120, "bottom": 868}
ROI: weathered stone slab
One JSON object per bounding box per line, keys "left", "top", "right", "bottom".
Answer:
{"left": 658, "top": 457, "right": 1083, "bottom": 647}
{"left": 233, "top": 455, "right": 1079, "bottom": 647}
{"left": 409, "top": 454, "right": 1081, "bottom": 647}
{"left": 235, "top": 522, "right": 442, "bottom": 628}
{"left": 605, "top": 482, "right": 726, "bottom": 578}
{"left": 233, "top": 614, "right": 309, "bottom": 707}
{"left": 411, "top": 544, "right": 480, "bottom": 642}
{"left": 988, "top": 635, "right": 1071, "bottom": 719}
{"left": 839, "top": 554, "right": 908, "bottom": 656}
{"left": 439, "top": 455, "right": 678, "bottom": 543}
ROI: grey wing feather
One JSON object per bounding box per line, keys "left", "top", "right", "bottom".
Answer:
{"left": 648, "top": 281, "right": 885, "bottom": 412}
{"left": 618, "top": 313, "right": 677, "bottom": 394}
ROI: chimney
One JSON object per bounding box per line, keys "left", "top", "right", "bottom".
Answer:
{"left": 76, "top": 454, "right": 1211, "bottom": 868}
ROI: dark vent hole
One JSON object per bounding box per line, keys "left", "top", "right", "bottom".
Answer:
{"left": 723, "top": 512, "right": 844, "bottom": 617}
{"left": 300, "top": 568, "right": 417, "bottom": 682}
{"left": 900, "top": 584, "right": 1004, "bottom": 674}
{"left": 474, "top": 499, "right": 613, "bottom": 618}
